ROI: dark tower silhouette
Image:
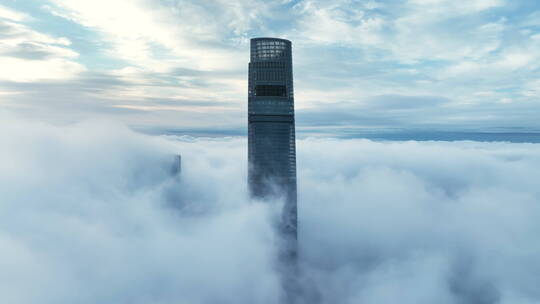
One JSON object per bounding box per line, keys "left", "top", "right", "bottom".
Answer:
{"left": 248, "top": 37, "right": 297, "bottom": 261}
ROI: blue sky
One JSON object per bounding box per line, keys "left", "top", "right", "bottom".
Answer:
{"left": 1, "top": 0, "right": 539, "bottom": 134}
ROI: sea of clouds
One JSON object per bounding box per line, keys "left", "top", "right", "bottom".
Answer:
{"left": 2, "top": 114, "right": 540, "bottom": 304}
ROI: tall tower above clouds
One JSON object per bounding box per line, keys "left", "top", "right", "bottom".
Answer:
{"left": 247, "top": 38, "right": 297, "bottom": 254}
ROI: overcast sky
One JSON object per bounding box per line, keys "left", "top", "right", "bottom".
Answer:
{"left": 1, "top": 0, "right": 539, "bottom": 134}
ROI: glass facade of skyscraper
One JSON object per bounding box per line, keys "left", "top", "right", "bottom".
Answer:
{"left": 248, "top": 38, "right": 297, "bottom": 242}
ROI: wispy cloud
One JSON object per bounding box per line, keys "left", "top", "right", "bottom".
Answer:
{"left": 1, "top": 0, "right": 539, "bottom": 132}
{"left": 0, "top": 11, "right": 84, "bottom": 82}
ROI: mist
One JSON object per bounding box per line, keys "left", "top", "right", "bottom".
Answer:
{"left": 2, "top": 114, "right": 540, "bottom": 303}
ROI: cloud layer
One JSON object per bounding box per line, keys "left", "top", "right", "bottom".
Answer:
{"left": 2, "top": 115, "right": 540, "bottom": 303}
{"left": 1, "top": 1, "right": 540, "bottom": 131}
{"left": 298, "top": 138, "right": 540, "bottom": 303}
{"left": 0, "top": 114, "right": 280, "bottom": 303}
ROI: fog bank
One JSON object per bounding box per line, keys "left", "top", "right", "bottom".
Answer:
{"left": 1, "top": 115, "right": 540, "bottom": 303}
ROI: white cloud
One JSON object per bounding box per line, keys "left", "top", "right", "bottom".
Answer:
{"left": 293, "top": 0, "right": 385, "bottom": 45}
{"left": 522, "top": 79, "right": 540, "bottom": 97}
{"left": 2, "top": 114, "right": 540, "bottom": 303}
{"left": 408, "top": 0, "right": 504, "bottom": 12}
{"left": 45, "top": 0, "right": 274, "bottom": 71}
{"left": 0, "top": 5, "right": 30, "bottom": 21}
{"left": 38, "top": 0, "right": 281, "bottom": 107}
{"left": 1, "top": 1, "right": 539, "bottom": 131}
{"left": 0, "top": 16, "right": 84, "bottom": 82}
{"left": 0, "top": 57, "right": 84, "bottom": 82}
{"left": 0, "top": 114, "right": 280, "bottom": 303}
{"left": 298, "top": 137, "right": 540, "bottom": 303}
{"left": 293, "top": 0, "right": 506, "bottom": 62}
{"left": 287, "top": 0, "right": 531, "bottom": 115}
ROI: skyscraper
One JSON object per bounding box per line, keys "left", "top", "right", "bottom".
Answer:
{"left": 248, "top": 38, "right": 297, "bottom": 250}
